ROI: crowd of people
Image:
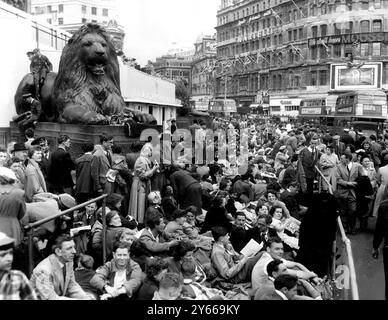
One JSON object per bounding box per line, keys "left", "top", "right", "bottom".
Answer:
{"left": 1, "top": 114, "right": 388, "bottom": 300}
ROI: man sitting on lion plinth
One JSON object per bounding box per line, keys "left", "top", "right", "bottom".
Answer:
{"left": 27, "top": 48, "right": 53, "bottom": 100}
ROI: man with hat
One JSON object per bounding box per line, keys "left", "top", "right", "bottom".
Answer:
{"left": 11, "top": 143, "right": 28, "bottom": 187}
{"left": 27, "top": 48, "right": 53, "bottom": 99}
{"left": 340, "top": 128, "right": 355, "bottom": 146}
{"left": 331, "top": 135, "right": 346, "bottom": 157}
{"left": 31, "top": 137, "right": 51, "bottom": 188}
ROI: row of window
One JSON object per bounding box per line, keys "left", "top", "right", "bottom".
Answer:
{"left": 219, "top": 18, "right": 384, "bottom": 45}
{"left": 220, "top": 42, "right": 388, "bottom": 71}
{"left": 34, "top": 4, "right": 63, "bottom": 14}
{"left": 82, "top": 6, "right": 109, "bottom": 16}
{"left": 312, "top": 20, "right": 382, "bottom": 37}
{"left": 35, "top": 5, "right": 108, "bottom": 16}
{"left": 216, "top": 62, "right": 388, "bottom": 94}
{"left": 216, "top": 70, "right": 327, "bottom": 94}
{"left": 218, "top": 0, "right": 388, "bottom": 26}
{"left": 219, "top": 0, "right": 274, "bottom": 25}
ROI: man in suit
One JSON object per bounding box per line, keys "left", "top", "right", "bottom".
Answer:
{"left": 254, "top": 259, "right": 289, "bottom": 300}
{"left": 49, "top": 135, "right": 75, "bottom": 195}
{"left": 230, "top": 212, "right": 249, "bottom": 253}
{"left": 335, "top": 152, "right": 363, "bottom": 234}
{"left": 31, "top": 137, "right": 51, "bottom": 190}
{"left": 30, "top": 234, "right": 91, "bottom": 300}
{"left": 91, "top": 134, "right": 114, "bottom": 195}
{"left": 332, "top": 135, "right": 346, "bottom": 158}
{"left": 246, "top": 213, "right": 277, "bottom": 248}
{"left": 370, "top": 134, "right": 382, "bottom": 169}
{"left": 298, "top": 136, "right": 321, "bottom": 196}
{"left": 75, "top": 142, "right": 95, "bottom": 204}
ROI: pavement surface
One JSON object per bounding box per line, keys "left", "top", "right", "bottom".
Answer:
{"left": 346, "top": 217, "right": 385, "bottom": 300}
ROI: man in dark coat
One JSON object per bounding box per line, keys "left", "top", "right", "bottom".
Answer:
{"left": 91, "top": 134, "right": 114, "bottom": 195}
{"left": 169, "top": 162, "right": 202, "bottom": 211}
{"left": 75, "top": 142, "right": 95, "bottom": 204}
{"left": 296, "top": 193, "right": 339, "bottom": 277}
{"left": 298, "top": 137, "right": 320, "bottom": 196}
{"left": 372, "top": 186, "right": 388, "bottom": 300}
{"left": 49, "top": 135, "right": 75, "bottom": 195}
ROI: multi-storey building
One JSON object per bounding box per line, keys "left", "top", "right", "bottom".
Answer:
{"left": 30, "top": 0, "right": 125, "bottom": 50}
{"left": 215, "top": 0, "right": 388, "bottom": 119}
{"left": 191, "top": 34, "right": 217, "bottom": 110}
{"left": 153, "top": 54, "right": 192, "bottom": 90}
{"left": 2, "top": 0, "right": 31, "bottom": 12}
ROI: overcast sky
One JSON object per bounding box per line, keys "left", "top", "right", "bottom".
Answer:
{"left": 116, "top": 0, "right": 219, "bottom": 65}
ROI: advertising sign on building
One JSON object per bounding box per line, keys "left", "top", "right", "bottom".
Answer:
{"left": 330, "top": 63, "right": 382, "bottom": 90}
{"left": 309, "top": 32, "right": 388, "bottom": 47}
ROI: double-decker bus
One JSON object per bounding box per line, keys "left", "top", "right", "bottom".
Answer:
{"left": 208, "top": 99, "right": 237, "bottom": 117}
{"left": 334, "top": 90, "right": 387, "bottom": 136}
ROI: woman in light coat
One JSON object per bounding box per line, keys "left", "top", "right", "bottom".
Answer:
{"left": 128, "top": 143, "right": 159, "bottom": 224}
{"left": 0, "top": 167, "right": 26, "bottom": 246}
{"left": 319, "top": 146, "right": 339, "bottom": 191}
{"left": 25, "top": 146, "right": 47, "bottom": 203}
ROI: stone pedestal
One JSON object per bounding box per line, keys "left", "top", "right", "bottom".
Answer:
{"left": 10, "top": 122, "right": 143, "bottom": 158}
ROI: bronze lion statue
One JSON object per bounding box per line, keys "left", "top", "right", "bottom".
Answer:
{"left": 15, "top": 23, "right": 126, "bottom": 125}
{"left": 53, "top": 23, "right": 126, "bottom": 124}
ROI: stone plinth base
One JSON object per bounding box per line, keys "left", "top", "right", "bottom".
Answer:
{"left": 10, "top": 122, "right": 142, "bottom": 158}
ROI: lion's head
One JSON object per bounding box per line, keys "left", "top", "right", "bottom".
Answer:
{"left": 53, "top": 23, "right": 126, "bottom": 124}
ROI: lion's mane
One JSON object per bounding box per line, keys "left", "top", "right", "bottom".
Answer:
{"left": 52, "top": 23, "right": 125, "bottom": 124}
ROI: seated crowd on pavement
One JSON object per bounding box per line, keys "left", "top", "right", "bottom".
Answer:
{"left": 1, "top": 115, "right": 388, "bottom": 300}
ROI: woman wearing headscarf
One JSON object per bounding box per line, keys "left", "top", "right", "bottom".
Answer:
{"left": 128, "top": 143, "right": 159, "bottom": 225}
{"left": 0, "top": 168, "right": 26, "bottom": 247}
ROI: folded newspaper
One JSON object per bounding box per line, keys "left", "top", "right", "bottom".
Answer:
{"left": 70, "top": 225, "right": 91, "bottom": 237}
{"left": 240, "top": 239, "right": 263, "bottom": 256}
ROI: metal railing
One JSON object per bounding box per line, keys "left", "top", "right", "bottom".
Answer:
{"left": 0, "top": 1, "right": 71, "bottom": 51}
{"left": 315, "top": 166, "right": 359, "bottom": 300}
{"left": 24, "top": 194, "right": 108, "bottom": 277}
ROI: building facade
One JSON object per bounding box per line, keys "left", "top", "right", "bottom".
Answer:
{"left": 215, "top": 0, "right": 388, "bottom": 118}
{"left": 2, "top": 0, "right": 31, "bottom": 12}
{"left": 30, "top": 0, "right": 125, "bottom": 50}
{"left": 153, "top": 54, "right": 192, "bottom": 90}
{"left": 191, "top": 34, "right": 217, "bottom": 110}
